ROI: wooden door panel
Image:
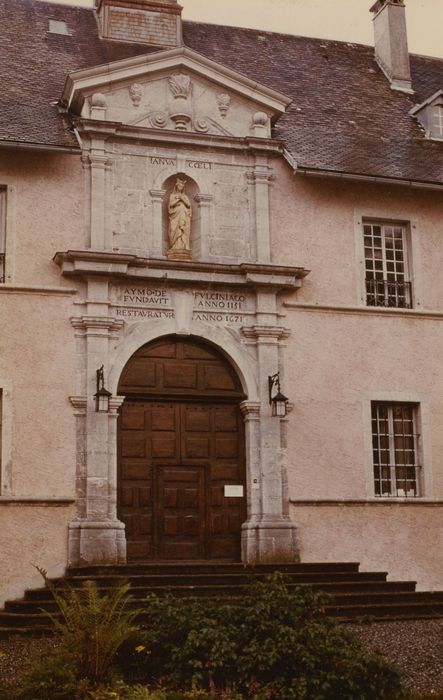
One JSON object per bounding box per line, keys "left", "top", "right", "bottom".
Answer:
{"left": 184, "top": 437, "right": 210, "bottom": 459}
{"left": 121, "top": 486, "right": 134, "bottom": 507}
{"left": 121, "top": 462, "right": 149, "bottom": 480}
{"left": 215, "top": 437, "right": 238, "bottom": 459}
{"left": 138, "top": 487, "right": 151, "bottom": 506}
{"left": 215, "top": 407, "right": 238, "bottom": 432}
{"left": 151, "top": 407, "right": 176, "bottom": 431}
{"left": 163, "top": 364, "right": 197, "bottom": 389}
{"left": 157, "top": 466, "right": 205, "bottom": 560}
{"left": 203, "top": 365, "right": 236, "bottom": 391}
{"left": 121, "top": 406, "right": 145, "bottom": 430}
{"left": 211, "top": 464, "right": 241, "bottom": 480}
{"left": 120, "top": 359, "right": 156, "bottom": 389}
{"left": 151, "top": 437, "right": 177, "bottom": 458}
{"left": 185, "top": 408, "right": 211, "bottom": 432}
{"left": 121, "top": 437, "right": 146, "bottom": 458}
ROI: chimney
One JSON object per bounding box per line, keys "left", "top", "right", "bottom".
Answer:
{"left": 370, "top": 0, "right": 412, "bottom": 93}
{"left": 96, "top": 0, "right": 183, "bottom": 48}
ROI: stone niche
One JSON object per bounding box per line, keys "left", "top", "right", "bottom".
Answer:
{"left": 110, "top": 148, "right": 254, "bottom": 264}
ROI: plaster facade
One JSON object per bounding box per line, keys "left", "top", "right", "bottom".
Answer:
{"left": 1, "top": 0, "right": 443, "bottom": 602}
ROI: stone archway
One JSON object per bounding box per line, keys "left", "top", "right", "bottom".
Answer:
{"left": 117, "top": 335, "right": 247, "bottom": 562}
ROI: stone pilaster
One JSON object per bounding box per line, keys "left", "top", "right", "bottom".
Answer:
{"left": 84, "top": 139, "right": 113, "bottom": 250}
{"left": 67, "top": 396, "right": 88, "bottom": 567}
{"left": 247, "top": 157, "right": 274, "bottom": 263}
{"left": 194, "top": 193, "right": 213, "bottom": 260}
{"left": 149, "top": 189, "right": 166, "bottom": 257}
{"left": 68, "top": 315, "right": 126, "bottom": 566}
{"left": 240, "top": 324, "right": 299, "bottom": 564}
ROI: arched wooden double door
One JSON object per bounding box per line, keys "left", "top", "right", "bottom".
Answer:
{"left": 117, "top": 336, "right": 247, "bottom": 562}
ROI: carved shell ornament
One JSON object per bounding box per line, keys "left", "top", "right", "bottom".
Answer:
{"left": 217, "top": 93, "right": 231, "bottom": 117}
{"left": 168, "top": 74, "right": 192, "bottom": 99}
{"left": 129, "top": 83, "right": 143, "bottom": 107}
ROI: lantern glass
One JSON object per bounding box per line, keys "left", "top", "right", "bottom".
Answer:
{"left": 272, "top": 390, "right": 288, "bottom": 418}
{"left": 94, "top": 387, "right": 112, "bottom": 413}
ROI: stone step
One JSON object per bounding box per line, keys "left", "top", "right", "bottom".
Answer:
{"left": 22, "top": 578, "right": 416, "bottom": 602}
{"left": 1, "top": 561, "right": 441, "bottom": 635}
{"left": 7, "top": 588, "right": 443, "bottom": 615}
{"left": 45, "top": 570, "right": 390, "bottom": 589}
{"left": 327, "top": 602, "right": 443, "bottom": 618}
{"left": 66, "top": 561, "right": 361, "bottom": 577}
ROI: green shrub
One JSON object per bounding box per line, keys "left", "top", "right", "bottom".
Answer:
{"left": 119, "top": 573, "right": 405, "bottom": 700}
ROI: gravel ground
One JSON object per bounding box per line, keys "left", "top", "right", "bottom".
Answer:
{"left": 348, "top": 618, "right": 443, "bottom": 695}
{"left": 0, "top": 619, "right": 442, "bottom": 695}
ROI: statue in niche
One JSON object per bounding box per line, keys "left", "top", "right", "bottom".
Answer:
{"left": 167, "top": 177, "right": 192, "bottom": 260}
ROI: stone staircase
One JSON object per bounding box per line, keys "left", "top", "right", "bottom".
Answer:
{"left": 1, "top": 562, "right": 443, "bottom": 635}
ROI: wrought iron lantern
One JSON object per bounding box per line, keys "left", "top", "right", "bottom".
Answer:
{"left": 94, "top": 365, "right": 112, "bottom": 413}
{"left": 268, "top": 372, "right": 288, "bottom": 418}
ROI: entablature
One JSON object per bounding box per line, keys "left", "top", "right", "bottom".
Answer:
{"left": 53, "top": 250, "right": 309, "bottom": 291}
{"left": 75, "top": 118, "right": 286, "bottom": 156}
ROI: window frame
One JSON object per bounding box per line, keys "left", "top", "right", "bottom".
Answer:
{"left": 362, "top": 393, "right": 432, "bottom": 500}
{"left": 363, "top": 219, "right": 412, "bottom": 308}
{"left": 371, "top": 401, "right": 422, "bottom": 498}
{"left": 354, "top": 211, "right": 423, "bottom": 310}
{"left": 429, "top": 104, "right": 443, "bottom": 139}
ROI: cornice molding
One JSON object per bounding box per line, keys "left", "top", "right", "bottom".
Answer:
{"left": 55, "top": 251, "right": 309, "bottom": 291}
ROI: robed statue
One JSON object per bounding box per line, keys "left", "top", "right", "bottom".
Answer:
{"left": 167, "top": 177, "right": 192, "bottom": 260}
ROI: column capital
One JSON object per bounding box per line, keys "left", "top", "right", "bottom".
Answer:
{"left": 69, "top": 395, "right": 88, "bottom": 415}
{"left": 70, "top": 316, "right": 124, "bottom": 335}
{"left": 240, "top": 400, "right": 261, "bottom": 419}
{"left": 246, "top": 171, "right": 274, "bottom": 185}
{"left": 109, "top": 396, "right": 125, "bottom": 414}
{"left": 241, "top": 325, "right": 290, "bottom": 341}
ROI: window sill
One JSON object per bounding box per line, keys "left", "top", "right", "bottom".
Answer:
{"left": 0, "top": 497, "right": 75, "bottom": 506}
{"left": 283, "top": 302, "right": 443, "bottom": 320}
{"left": 289, "top": 498, "right": 443, "bottom": 506}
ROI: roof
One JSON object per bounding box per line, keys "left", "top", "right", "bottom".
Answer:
{"left": 1, "top": 0, "right": 443, "bottom": 184}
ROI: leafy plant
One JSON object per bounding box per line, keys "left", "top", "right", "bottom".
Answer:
{"left": 119, "top": 573, "right": 405, "bottom": 700}
{"left": 6, "top": 570, "right": 140, "bottom": 699}
{"left": 38, "top": 567, "right": 139, "bottom": 686}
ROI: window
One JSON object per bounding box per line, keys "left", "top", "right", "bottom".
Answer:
{"left": 430, "top": 105, "right": 443, "bottom": 139}
{"left": 0, "top": 188, "right": 5, "bottom": 283}
{"left": 48, "top": 19, "right": 71, "bottom": 35}
{"left": 363, "top": 221, "right": 411, "bottom": 308}
{"left": 371, "top": 402, "right": 421, "bottom": 497}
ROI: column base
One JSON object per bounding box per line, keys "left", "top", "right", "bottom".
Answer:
{"left": 241, "top": 517, "right": 300, "bottom": 565}
{"left": 68, "top": 520, "right": 126, "bottom": 566}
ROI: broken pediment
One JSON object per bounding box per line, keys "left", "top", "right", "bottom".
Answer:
{"left": 63, "top": 47, "right": 291, "bottom": 139}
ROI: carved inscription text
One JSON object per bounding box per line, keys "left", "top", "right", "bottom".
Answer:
{"left": 122, "top": 287, "right": 169, "bottom": 306}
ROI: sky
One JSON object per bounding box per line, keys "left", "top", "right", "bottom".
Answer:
{"left": 42, "top": 0, "right": 443, "bottom": 59}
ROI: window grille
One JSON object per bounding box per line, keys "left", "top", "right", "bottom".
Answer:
{"left": 364, "top": 222, "right": 411, "bottom": 308}
{"left": 371, "top": 402, "right": 421, "bottom": 497}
